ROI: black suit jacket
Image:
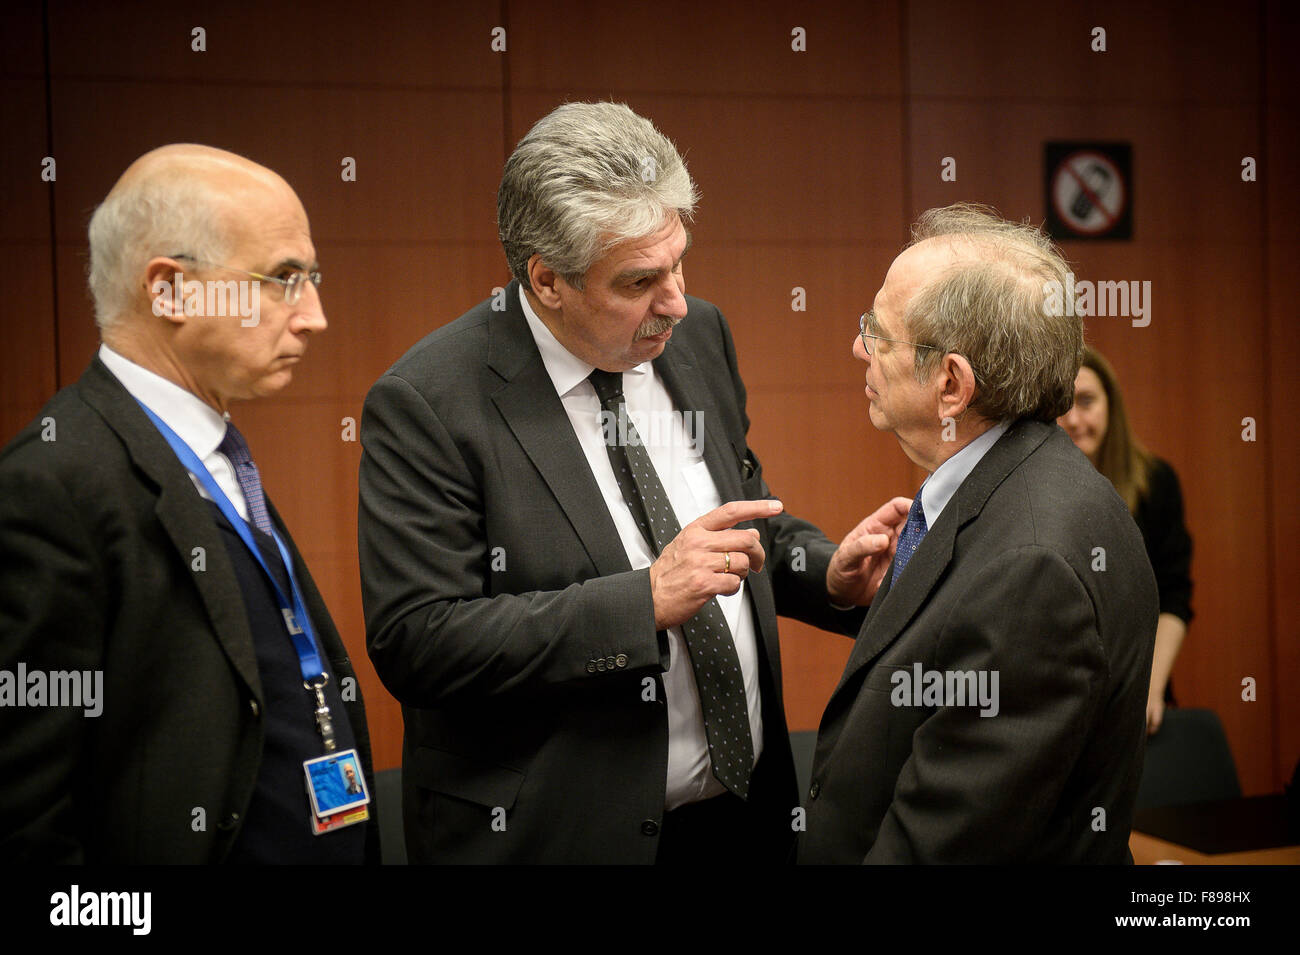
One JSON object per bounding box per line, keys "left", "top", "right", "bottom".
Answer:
{"left": 0, "top": 357, "right": 377, "bottom": 863}
{"left": 798, "top": 420, "right": 1158, "bottom": 863}
{"left": 358, "top": 281, "right": 859, "bottom": 863}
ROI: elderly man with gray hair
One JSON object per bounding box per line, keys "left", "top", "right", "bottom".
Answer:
{"left": 798, "top": 204, "right": 1158, "bottom": 863}
{"left": 358, "top": 102, "right": 907, "bottom": 864}
{"left": 0, "top": 145, "right": 377, "bottom": 862}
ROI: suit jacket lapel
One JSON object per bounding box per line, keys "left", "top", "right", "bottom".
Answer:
{"left": 78, "top": 357, "right": 264, "bottom": 700}
{"left": 827, "top": 419, "right": 1056, "bottom": 704}
{"left": 487, "top": 283, "right": 633, "bottom": 579}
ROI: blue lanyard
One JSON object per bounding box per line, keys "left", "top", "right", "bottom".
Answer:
{"left": 134, "top": 400, "right": 326, "bottom": 685}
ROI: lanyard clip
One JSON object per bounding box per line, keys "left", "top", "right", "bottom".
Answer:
{"left": 305, "top": 674, "right": 336, "bottom": 753}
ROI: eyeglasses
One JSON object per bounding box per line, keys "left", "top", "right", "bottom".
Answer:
{"left": 170, "top": 254, "right": 322, "bottom": 305}
{"left": 859, "top": 310, "right": 937, "bottom": 357}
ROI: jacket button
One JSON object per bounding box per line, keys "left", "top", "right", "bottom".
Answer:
{"left": 596, "top": 658, "right": 606, "bottom": 671}
{"left": 605, "top": 655, "right": 617, "bottom": 670}
{"left": 248, "top": 699, "right": 260, "bottom": 717}
{"left": 586, "top": 661, "right": 596, "bottom": 673}
{"left": 615, "top": 653, "right": 628, "bottom": 668}
{"left": 217, "top": 812, "right": 241, "bottom": 831}
{"left": 809, "top": 782, "right": 820, "bottom": 800}
{"left": 641, "top": 820, "right": 659, "bottom": 836}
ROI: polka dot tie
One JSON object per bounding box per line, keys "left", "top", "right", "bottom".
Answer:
{"left": 589, "top": 370, "right": 754, "bottom": 799}
{"left": 218, "top": 422, "right": 277, "bottom": 539}
{"left": 890, "top": 489, "right": 928, "bottom": 585}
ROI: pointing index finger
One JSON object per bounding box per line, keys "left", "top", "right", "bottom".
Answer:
{"left": 697, "top": 499, "right": 783, "bottom": 531}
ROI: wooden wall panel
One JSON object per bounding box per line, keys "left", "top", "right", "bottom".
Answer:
{"left": 907, "top": 0, "right": 1258, "bottom": 103}
{"left": 0, "top": 242, "right": 57, "bottom": 446}
{"left": 0, "top": 4, "right": 57, "bottom": 447}
{"left": 45, "top": 82, "right": 506, "bottom": 342}
{"left": 3, "top": 0, "right": 1290, "bottom": 789}
{"left": 504, "top": 0, "right": 900, "bottom": 99}
{"left": 1264, "top": 0, "right": 1300, "bottom": 791}
{"left": 47, "top": 0, "right": 499, "bottom": 89}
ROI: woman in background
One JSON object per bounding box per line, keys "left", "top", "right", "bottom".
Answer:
{"left": 1058, "top": 346, "right": 1193, "bottom": 736}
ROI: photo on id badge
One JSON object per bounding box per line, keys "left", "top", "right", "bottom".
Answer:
{"left": 304, "top": 750, "right": 369, "bottom": 833}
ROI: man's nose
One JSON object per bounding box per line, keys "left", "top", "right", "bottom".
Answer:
{"left": 294, "top": 281, "right": 327, "bottom": 334}
{"left": 655, "top": 274, "right": 688, "bottom": 320}
{"left": 853, "top": 333, "right": 869, "bottom": 362}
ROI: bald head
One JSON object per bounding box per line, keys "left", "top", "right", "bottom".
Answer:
{"left": 88, "top": 144, "right": 301, "bottom": 331}
{"left": 111, "top": 144, "right": 290, "bottom": 214}
{"left": 86, "top": 145, "right": 324, "bottom": 414}
{"left": 116, "top": 143, "right": 284, "bottom": 185}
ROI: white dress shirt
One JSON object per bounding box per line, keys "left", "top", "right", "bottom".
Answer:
{"left": 98, "top": 344, "right": 251, "bottom": 521}
{"left": 519, "top": 288, "right": 763, "bottom": 810}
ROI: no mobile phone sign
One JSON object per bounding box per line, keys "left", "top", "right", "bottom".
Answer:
{"left": 1044, "top": 142, "right": 1132, "bottom": 240}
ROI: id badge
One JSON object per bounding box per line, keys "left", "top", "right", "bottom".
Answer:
{"left": 303, "top": 749, "right": 371, "bottom": 836}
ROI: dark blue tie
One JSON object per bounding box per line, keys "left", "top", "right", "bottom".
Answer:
{"left": 218, "top": 422, "right": 276, "bottom": 538}
{"left": 891, "top": 490, "right": 928, "bottom": 584}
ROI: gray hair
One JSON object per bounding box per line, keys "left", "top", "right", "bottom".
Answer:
{"left": 903, "top": 203, "right": 1082, "bottom": 422}
{"left": 87, "top": 175, "right": 232, "bottom": 330}
{"left": 497, "top": 102, "right": 699, "bottom": 291}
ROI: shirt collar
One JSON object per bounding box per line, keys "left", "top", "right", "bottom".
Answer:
{"left": 518, "top": 285, "right": 650, "bottom": 398}
{"left": 919, "top": 419, "right": 1011, "bottom": 529}
{"left": 98, "top": 343, "right": 229, "bottom": 459}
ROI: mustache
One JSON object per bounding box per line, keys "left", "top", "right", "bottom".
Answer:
{"left": 635, "top": 315, "right": 680, "bottom": 340}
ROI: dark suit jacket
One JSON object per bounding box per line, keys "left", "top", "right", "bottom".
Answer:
{"left": 0, "top": 357, "right": 377, "bottom": 863}
{"left": 798, "top": 420, "right": 1158, "bottom": 863}
{"left": 358, "top": 280, "right": 859, "bottom": 863}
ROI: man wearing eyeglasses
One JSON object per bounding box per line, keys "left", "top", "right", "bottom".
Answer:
{"left": 358, "top": 102, "right": 910, "bottom": 864}
{"left": 798, "top": 203, "right": 1158, "bottom": 863}
{"left": 0, "top": 144, "right": 378, "bottom": 863}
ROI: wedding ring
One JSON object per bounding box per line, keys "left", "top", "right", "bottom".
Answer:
{"left": 723, "top": 551, "right": 731, "bottom": 573}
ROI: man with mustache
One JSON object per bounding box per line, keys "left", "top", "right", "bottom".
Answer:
{"left": 358, "top": 102, "right": 906, "bottom": 864}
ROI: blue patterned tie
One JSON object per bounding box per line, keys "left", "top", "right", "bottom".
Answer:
{"left": 891, "top": 490, "right": 928, "bottom": 584}
{"left": 589, "top": 369, "right": 754, "bottom": 799}
{"left": 218, "top": 422, "right": 276, "bottom": 538}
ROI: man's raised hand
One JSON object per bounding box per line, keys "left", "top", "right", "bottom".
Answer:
{"left": 649, "top": 499, "right": 783, "bottom": 630}
{"left": 826, "top": 496, "right": 913, "bottom": 607}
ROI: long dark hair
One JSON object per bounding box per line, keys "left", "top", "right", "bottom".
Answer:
{"left": 1083, "top": 345, "right": 1153, "bottom": 514}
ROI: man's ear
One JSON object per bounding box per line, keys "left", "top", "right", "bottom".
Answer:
{"left": 144, "top": 257, "right": 191, "bottom": 325}
{"left": 936, "top": 352, "right": 978, "bottom": 419}
{"left": 526, "top": 255, "right": 564, "bottom": 310}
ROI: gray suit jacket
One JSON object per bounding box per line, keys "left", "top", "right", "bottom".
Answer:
{"left": 798, "top": 420, "right": 1157, "bottom": 863}
{"left": 358, "top": 280, "right": 860, "bottom": 863}
{"left": 0, "top": 358, "right": 378, "bottom": 863}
